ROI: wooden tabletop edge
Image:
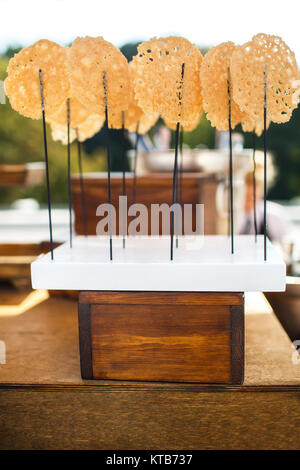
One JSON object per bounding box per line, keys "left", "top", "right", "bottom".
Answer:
{"left": 1, "top": 382, "right": 300, "bottom": 393}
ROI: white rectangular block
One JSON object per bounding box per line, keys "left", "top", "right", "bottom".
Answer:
{"left": 31, "top": 235, "right": 286, "bottom": 292}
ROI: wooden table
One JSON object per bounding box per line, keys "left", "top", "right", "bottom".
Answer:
{"left": 0, "top": 290, "right": 299, "bottom": 450}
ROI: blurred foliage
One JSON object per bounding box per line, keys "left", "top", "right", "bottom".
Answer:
{"left": 0, "top": 42, "right": 299, "bottom": 205}
{"left": 178, "top": 114, "right": 215, "bottom": 149}
{"left": 120, "top": 42, "right": 139, "bottom": 62}
{"left": 240, "top": 106, "right": 300, "bottom": 199}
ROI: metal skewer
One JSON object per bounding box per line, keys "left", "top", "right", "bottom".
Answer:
{"left": 103, "top": 71, "right": 113, "bottom": 261}
{"left": 171, "top": 63, "right": 185, "bottom": 261}
{"left": 252, "top": 130, "right": 258, "bottom": 242}
{"left": 39, "top": 69, "right": 54, "bottom": 260}
{"left": 66, "top": 98, "right": 72, "bottom": 248}
{"left": 132, "top": 121, "right": 140, "bottom": 206}
{"left": 263, "top": 66, "right": 268, "bottom": 261}
{"left": 227, "top": 68, "right": 234, "bottom": 254}
{"left": 121, "top": 111, "right": 126, "bottom": 248}
{"left": 76, "top": 128, "right": 88, "bottom": 237}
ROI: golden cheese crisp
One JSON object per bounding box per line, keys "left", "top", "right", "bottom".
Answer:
{"left": 133, "top": 36, "right": 203, "bottom": 127}
{"left": 109, "top": 61, "right": 156, "bottom": 133}
{"left": 241, "top": 116, "right": 270, "bottom": 136}
{"left": 5, "top": 40, "right": 70, "bottom": 119}
{"left": 109, "top": 108, "right": 158, "bottom": 134}
{"left": 231, "top": 33, "right": 299, "bottom": 125}
{"left": 50, "top": 114, "right": 103, "bottom": 144}
{"left": 50, "top": 122, "right": 76, "bottom": 145}
{"left": 127, "top": 110, "right": 159, "bottom": 134}
{"left": 200, "top": 41, "right": 246, "bottom": 130}
{"left": 68, "top": 36, "right": 131, "bottom": 116}
{"left": 76, "top": 114, "right": 105, "bottom": 142}
{"left": 48, "top": 97, "right": 90, "bottom": 128}
{"left": 108, "top": 103, "right": 143, "bottom": 130}
{"left": 108, "top": 61, "right": 142, "bottom": 130}
{"left": 163, "top": 113, "right": 201, "bottom": 132}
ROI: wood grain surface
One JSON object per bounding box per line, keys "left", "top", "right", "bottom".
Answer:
{"left": 91, "top": 303, "right": 231, "bottom": 382}
{"left": 0, "top": 290, "right": 300, "bottom": 449}
{"left": 0, "top": 290, "right": 299, "bottom": 387}
{"left": 79, "top": 291, "right": 243, "bottom": 383}
{"left": 1, "top": 389, "right": 300, "bottom": 450}
{"left": 78, "top": 303, "right": 93, "bottom": 380}
{"left": 79, "top": 291, "right": 243, "bottom": 306}
{"left": 230, "top": 305, "right": 244, "bottom": 384}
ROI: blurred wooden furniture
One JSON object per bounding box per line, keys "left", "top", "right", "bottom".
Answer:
{"left": 72, "top": 172, "right": 219, "bottom": 236}
{"left": 0, "top": 291, "right": 299, "bottom": 449}
{"left": 0, "top": 161, "right": 46, "bottom": 287}
{"left": 265, "top": 277, "right": 300, "bottom": 342}
{"left": 0, "top": 242, "right": 60, "bottom": 288}
{"left": 0, "top": 163, "right": 45, "bottom": 187}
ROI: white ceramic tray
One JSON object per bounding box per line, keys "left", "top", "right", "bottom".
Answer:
{"left": 31, "top": 235, "right": 286, "bottom": 292}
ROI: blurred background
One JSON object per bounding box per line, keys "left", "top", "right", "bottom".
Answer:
{"left": 1, "top": 0, "right": 300, "bottom": 287}
{"left": 1, "top": 0, "right": 300, "bottom": 203}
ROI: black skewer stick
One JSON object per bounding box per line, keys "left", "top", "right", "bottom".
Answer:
{"left": 132, "top": 121, "right": 140, "bottom": 206}
{"left": 103, "top": 71, "right": 113, "bottom": 261}
{"left": 175, "top": 126, "right": 184, "bottom": 248}
{"left": 179, "top": 126, "right": 184, "bottom": 210}
{"left": 66, "top": 98, "right": 72, "bottom": 248}
{"left": 263, "top": 66, "right": 268, "bottom": 261}
{"left": 175, "top": 135, "right": 179, "bottom": 249}
{"left": 76, "top": 128, "right": 88, "bottom": 237}
{"left": 227, "top": 173, "right": 231, "bottom": 237}
{"left": 252, "top": 130, "right": 258, "bottom": 242}
{"left": 121, "top": 111, "right": 126, "bottom": 248}
{"left": 171, "top": 123, "right": 180, "bottom": 260}
{"left": 39, "top": 69, "right": 54, "bottom": 260}
{"left": 227, "top": 69, "right": 234, "bottom": 254}
{"left": 171, "top": 63, "right": 185, "bottom": 261}
{"left": 227, "top": 146, "right": 231, "bottom": 238}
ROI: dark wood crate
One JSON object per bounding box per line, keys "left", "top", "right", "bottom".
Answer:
{"left": 71, "top": 172, "right": 219, "bottom": 236}
{"left": 78, "top": 291, "right": 244, "bottom": 384}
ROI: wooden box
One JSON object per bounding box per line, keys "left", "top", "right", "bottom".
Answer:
{"left": 78, "top": 291, "right": 244, "bottom": 384}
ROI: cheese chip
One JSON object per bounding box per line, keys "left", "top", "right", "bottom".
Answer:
{"left": 231, "top": 34, "right": 299, "bottom": 125}
{"left": 68, "top": 36, "right": 131, "bottom": 116}
{"left": 201, "top": 42, "right": 246, "bottom": 130}
{"left": 5, "top": 40, "right": 69, "bottom": 119}
{"left": 133, "top": 36, "right": 203, "bottom": 127}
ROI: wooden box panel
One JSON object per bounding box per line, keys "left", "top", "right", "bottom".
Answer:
{"left": 78, "top": 291, "right": 244, "bottom": 384}
{"left": 72, "top": 173, "right": 218, "bottom": 236}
